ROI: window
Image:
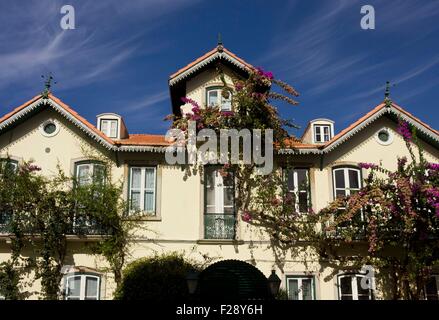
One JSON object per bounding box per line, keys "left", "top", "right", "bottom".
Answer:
{"left": 375, "top": 128, "right": 394, "bottom": 146}
{"left": 64, "top": 274, "right": 100, "bottom": 300}
{"left": 287, "top": 276, "right": 315, "bottom": 300}
{"left": 333, "top": 167, "right": 361, "bottom": 198}
{"left": 40, "top": 119, "right": 60, "bottom": 137}
{"left": 314, "top": 125, "right": 331, "bottom": 143}
{"left": 285, "top": 168, "right": 310, "bottom": 213}
{"left": 100, "top": 119, "right": 118, "bottom": 138}
{"left": 129, "top": 167, "right": 156, "bottom": 214}
{"left": 204, "top": 166, "right": 235, "bottom": 239}
{"left": 75, "top": 162, "right": 106, "bottom": 186}
{"left": 425, "top": 275, "right": 439, "bottom": 300}
{"left": 207, "top": 88, "right": 232, "bottom": 111}
{"left": 0, "top": 158, "right": 18, "bottom": 174}
{"left": 0, "top": 159, "right": 18, "bottom": 234}
{"left": 338, "top": 274, "right": 374, "bottom": 300}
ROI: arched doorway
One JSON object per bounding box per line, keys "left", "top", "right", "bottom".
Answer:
{"left": 196, "top": 259, "right": 271, "bottom": 300}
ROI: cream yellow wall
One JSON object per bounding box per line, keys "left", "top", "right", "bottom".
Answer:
{"left": 1, "top": 98, "right": 438, "bottom": 300}
{"left": 180, "top": 66, "right": 236, "bottom": 114}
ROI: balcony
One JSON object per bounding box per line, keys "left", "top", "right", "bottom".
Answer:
{"left": 204, "top": 213, "right": 235, "bottom": 240}
{"left": 0, "top": 212, "right": 108, "bottom": 237}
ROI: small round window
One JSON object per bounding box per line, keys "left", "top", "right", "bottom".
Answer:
{"left": 40, "top": 120, "right": 60, "bottom": 137}
{"left": 44, "top": 123, "right": 57, "bottom": 134}
{"left": 375, "top": 128, "right": 393, "bottom": 145}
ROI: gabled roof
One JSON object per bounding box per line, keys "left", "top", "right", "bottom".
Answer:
{"left": 169, "top": 45, "right": 254, "bottom": 86}
{"left": 0, "top": 94, "right": 115, "bottom": 149}
{"left": 280, "top": 101, "right": 439, "bottom": 155}
{"left": 323, "top": 101, "right": 439, "bottom": 153}
{"left": 0, "top": 94, "right": 170, "bottom": 152}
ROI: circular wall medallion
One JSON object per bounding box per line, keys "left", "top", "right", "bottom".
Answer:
{"left": 40, "top": 119, "right": 60, "bottom": 137}
{"left": 375, "top": 128, "right": 393, "bottom": 146}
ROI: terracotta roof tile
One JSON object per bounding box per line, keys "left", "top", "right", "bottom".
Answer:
{"left": 115, "top": 134, "right": 171, "bottom": 146}
{"left": 48, "top": 94, "right": 115, "bottom": 145}
{"left": 325, "top": 101, "right": 439, "bottom": 148}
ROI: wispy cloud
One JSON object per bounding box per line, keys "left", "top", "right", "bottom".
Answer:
{"left": 0, "top": 0, "right": 198, "bottom": 93}
{"left": 123, "top": 91, "right": 170, "bottom": 113}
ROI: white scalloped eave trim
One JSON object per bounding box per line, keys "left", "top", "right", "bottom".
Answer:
{"left": 322, "top": 106, "right": 439, "bottom": 153}
{"left": 169, "top": 51, "right": 250, "bottom": 86}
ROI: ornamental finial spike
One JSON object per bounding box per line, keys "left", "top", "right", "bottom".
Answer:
{"left": 384, "top": 81, "right": 390, "bottom": 99}
{"left": 217, "top": 33, "right": 223, "bottom": 46}
{"left": 384, "top": 81, "right": 395, "bottom": 106}
{"left": 41, "top": 73, "right": 57, "bottom": 98}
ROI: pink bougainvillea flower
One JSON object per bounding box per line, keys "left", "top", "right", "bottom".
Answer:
{"left": 241, "top": 211, "right": 252, "bottom": 222}
{"left": 397, "top": 120, "right": 412, "bottom": 142}
{"left": 358, "top": 162, "right": 378, "bottom": 169}
{"left": 221, "top": 111, "right": 234, "bottom": 117}
{"left": 181, "top": 97, "right": 200, "bottom": 109}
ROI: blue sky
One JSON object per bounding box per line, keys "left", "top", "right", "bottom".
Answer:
{"left": 0, "top": 0, "right": 438, "bottom": 136}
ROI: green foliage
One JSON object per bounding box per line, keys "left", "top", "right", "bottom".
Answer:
{"left": 0, "top": 152, "right": 138, "bottom": 299}
{"left": 114, "top": 252, "right": 200, "bottom": 301}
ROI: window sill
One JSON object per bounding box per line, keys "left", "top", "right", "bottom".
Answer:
{"left": 125, "top": 215, "right": 161, "bottom": 221}
{"left": 197, "top": 239, "right": 244, "bottom": 245}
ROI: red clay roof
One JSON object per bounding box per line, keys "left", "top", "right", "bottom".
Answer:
{"left": 169, "top": 46, "right": 254, "bottom": 80}
{"left": 48, "top": 94, "right": 116, "bottom": 145}
{"left": 115, "top": 134, "right": 170, "bottom": 146}
{"left": 325, "top": 101, "right": 439, "bottom": 148}
{"left": 0, "top": 94, "right": 42, "bottom": 123}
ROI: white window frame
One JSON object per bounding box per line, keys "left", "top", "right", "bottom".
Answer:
{"left": 206, "top": 87, "right": 232, "bottom": 111}
{"left": 129, "top": 166, "right": 157, "bottom": 215}
{"left": 100, "top": 119, "right": 119, "bottom": 138}
{"left": 286, "top": 276, "right": 315, "bottom": 300}
{"left": 0, "top": 159, "right": 18, "bottom": 173}
{"left": 333, "top": 167, "right": 361, "bottom": 198}
{"left": 314, "top": 124, "right": 331, "bottom": 143}
{"left": 285, "top": 168, "right": 310, "bottom": 214}
{"left": 65, "top": 274, "right": 100, "bottom": 300}
{"left": 425, "top": 275, "right": 439, "bottom": 300}
{"left": 338, "top": 274, "right": 374, "bottom": 300}
{"left": 75, "top": 162, "right": 105, "bottom": 186}
{"left": 205, "top": 168, "right": 234, "bottom": 214}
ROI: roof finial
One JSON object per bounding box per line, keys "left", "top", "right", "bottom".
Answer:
{"left": 41, "top": 73, "right": 56, "bottom": 98}
{"left": 217, "top": 33, "right": 224, "bottom": 51}
{"left": 384, "top": 80, "right": 395, "bottom": 106}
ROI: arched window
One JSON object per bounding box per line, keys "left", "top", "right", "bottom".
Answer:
{"left": 74, "top": 161, "right": 106, "bottom": 186}
{"left": 338, "top": 274, "right": 374, "bottom": 300}
{"left": 332, "top": 167, "right": 361, "bottom": 198}
{"left": 64, "top": 273, "right": 101, "bottom": 300}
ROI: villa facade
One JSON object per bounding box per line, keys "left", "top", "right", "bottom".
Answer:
{"left": 1, "top": 44, "right": 439, "bottom": 300}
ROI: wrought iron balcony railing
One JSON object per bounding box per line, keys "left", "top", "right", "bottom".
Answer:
{"left": 0, "top": 212, "right": 108, "bottom": 236}
{"left": 204, "top": 213, "right": 236, "bottom": 240}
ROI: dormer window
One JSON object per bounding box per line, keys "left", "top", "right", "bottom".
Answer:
{"left": 96, "top": 113, "right": 128, "bottom": 140}
{"left": 314, "top": 125, "right": 331, "bottom": 143}
{"left": 100, "top": 119, "right": 118, "bottom": 138}
{"left": 207, "top": 87, "right": 232, "bottom": 111}
{"left": 304, "top": 119, "right": 335, "bottom": 144}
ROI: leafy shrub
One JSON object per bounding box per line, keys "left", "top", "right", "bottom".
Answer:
{"left": 114, "top": 252, "right": 200, "bottom": 301}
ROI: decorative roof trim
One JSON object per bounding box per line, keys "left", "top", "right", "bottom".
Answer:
{"left": 322, "top": 105, "right": 439, "bottom": 153}
{"left": 118, "top": 145, "right": 168, "bottom": 153}
{"left": 323, "top": 107, "right": 388, "bottom": 153}
{"left": 278, "top": 148, "right": 322, "bottom": 155}
{"left": 0, "top": 99, "right": 44, "bottom": 131}
{"left": 46, "top": 98, "right": 116, "bottom": 150}
{"left": 169, "top": 51, "right": 251, "bottom": 86}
